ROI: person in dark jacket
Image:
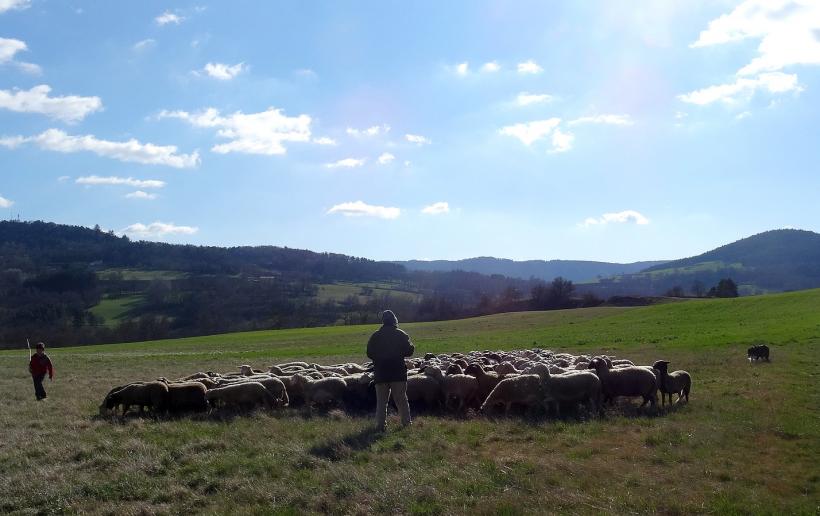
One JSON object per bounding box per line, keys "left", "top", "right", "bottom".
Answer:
{"left": 367, "top": 310, "right": 414, "bottom": 431}
{"left": 29, "top": 342, "right": 54, "bottom": 401}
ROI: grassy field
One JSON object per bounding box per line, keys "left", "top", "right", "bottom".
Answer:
{"left": 97, "top": 269, "right": 189, "bottom": 281}
{"left": 0, "top": 290, "right": 818, "bottom": 514}
{"left": 89, "top": 295, "right": 145, "bottom": 327}
{"left": 316, "top": 281, "right": 423, "bottom": 304}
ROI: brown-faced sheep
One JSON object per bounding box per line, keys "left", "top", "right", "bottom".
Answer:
{"left": 588, "top": 357, "right": 658, "bottom": 409}
{"left": 100, "top": 381, "right": 169, "bottom": 417}
{"left": 205, "top": 382, "right": 276, "bottom": 411}
{"left": 652, "top": 360, "right": 691, "bottom": 406}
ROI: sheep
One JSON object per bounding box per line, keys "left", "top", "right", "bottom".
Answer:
{"left": 255, "top": 377, "right": 290, "bottom": 408}
{"left": 442, "top": 373, "right": 480, "bottom": 412}
{"left": 464, "top": 363, "right": 503, "bottom": 403}
{"left": 588, "top": 357, "right": 658, "bottom": 409}
{"left": 495, "top": 362, "right": 521, "bottom": 375}
{"left": 479, "top": 374, "right": 544, "bottom": 416}
{"left": 406, "top": 371, "right": 444, "bottom": 411}
{"left": 446, "top": 364, "right": 464, "bottom": 375}
{"left": 165, "top": 381, "right": 208, "bottom": 414}
{"left": 205, "top": 382, "right": 276, "bottom": 411}
{"left": 538, "top": 367, "right": 602, "bottom": 417}
{"left": 291, "top": 374, "right": 347, "bottom": 409}
{"left": 100, "top": 381, "right": 169, "bottom": 417}
{"left": 747, "top": 344, "right": 770, "bottom": 361}
{"left": 652, "top": 360, "right": 691, "bottom": 406}
{"left": 341, "top": 373, "right": 375, "bottom": 411}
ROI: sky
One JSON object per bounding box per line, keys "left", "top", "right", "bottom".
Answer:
{"left": 1, "top": 0, "right": 819, "bottom": 262}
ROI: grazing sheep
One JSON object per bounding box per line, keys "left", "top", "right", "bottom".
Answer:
{"left": 588, "top": 357, "right": 658, "bottom": 409}
{"left": 292, "top": 374, "right": 347, "bottom": 409}
{"left": 652, "top": 360, "right": 691, "bottom": 406}
{"left": 479, "top": 374, "right": 543, "bottom": 416}
{"left": 538, "top": 368, "right": 602, "bottom": 417}
{"left": 495, "top": 362, "right": 521, "bottom": 375}
{"left": 747, "top": 344, "right": 770, "bottom": 362}
{"left": 341, "top": 373, "right": 375, "bottom": 411}
{"left": 205, "top": 382, "right": 276, "bottom": 411}
{"left": 406, "top": 372, "right": 443, "bottom": 411}
{"left": 100, "top": 381, "right": 169, "bottom": 417}
{"left": 464, "top": 363, "right": 503, "bottom": 404}
{"left": 255, "top": 377, "right": 290, "bottom": 408}
{"left": 446, "top": 364, "right": 464, "bottom": 375}
{"left": 442, "top": 373, "right": 480, "bottom": 411}
{"left": 165, "top": 382, "right": 208, "bottom": 414}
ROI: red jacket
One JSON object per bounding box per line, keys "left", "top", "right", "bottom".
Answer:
{"left": 29, "top": 353, "right": 54, "bottom": 378}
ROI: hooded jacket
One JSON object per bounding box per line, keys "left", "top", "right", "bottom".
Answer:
{"left": 367, "top": 324, "right": 415, "bottom": 383}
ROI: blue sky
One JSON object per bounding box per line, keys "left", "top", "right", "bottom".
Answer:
{"left": 1, "top": 1, "right": 818, "bottom": 262}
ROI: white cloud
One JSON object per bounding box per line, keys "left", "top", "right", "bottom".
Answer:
{"left": 0, "top": 85, "right": 102, "bottom": 123}
{"left": 692, "top": 0, "right": 820, "bottom": 76}
{"left": 377, "top": 152, "right": 395, "bottom": 165}
{"left": 346, "top": 124, "right": 390, "bottom": 137}
{"left": 202, "top": 62, "right": 246, "bottom": 80}
{"left": 421, "top": 202, "right": 449, "bottom": 215}
{"left": 0, "top": 194, "right": 13, "bottom": 208}
{"left": 3, "top": 129, "right": 199, "bottom": 168}
{"left": 678, "top": 72, "right": 802, "bottom": 105}
{"left": 736, "top": 111, "right": 752, "bottom": 120}
{"left": 15, "top": 61, "right": 41, "bottom": 74}
{"left": 569, "top": 114, "right": 634, "bottom": 126}
{"left": 405, "top": 134, "right": 431, "bottom": 145}
{"left": 155, "top": 11, "right": 183, "bottom": 26}
{"left": 517, "top": 60, "right": 543, "bottom": 74}
{"left": 499, "top": 118, "right": 561, "bottom": 146}
{"left": 312, "top": 136, "right": 337, "bottom": 145}
{"left": 481, "top": 61, "right": 500, "bottom": 72}
{"left": 326, "top": 158, "right": 365, "bottom": 169}
{"left": 76, "top": 176, "right": 166, "bottom": 189}
{"left": 125, "top": 190, "right": 157, "bottom": 200}
{"left": 516, "top": 92, "right": 554, "bottom": 106}
{"left": 57, "top": 175, "right": 70, "bottom": 182}
{"left": 295, "top": 68, "right": 317, "bottom": 78}
{"left": 550, "top": 128, "right": 574, "bottom": 153}
{"left": 455, "top": 62, "right": 469, "bottom": 75}
{"left": 133, "top": 39, "right": 156, "bottom": 51}
{"left": 122, "top": 221, "right": 198, "bottom": 238}
{"left": 327, "top": 201, "right": 400, "bottom": 219}
{"left": 0, "top": 37, "right": 25, "bottom": 62}
{"left": 0, "top": 0, "right": 30, "bottom": 13}
{"left": 581, "top": 210, "right": 650, "bottom": 227}
{"left": 159, "top": 107, "right": 311, "bottom": 155}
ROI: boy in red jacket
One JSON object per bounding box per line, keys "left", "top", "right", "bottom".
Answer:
{"left": 29, "top": 342, "right": 54, "bottom": 401}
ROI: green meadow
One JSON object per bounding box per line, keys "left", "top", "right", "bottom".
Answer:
{"left": 1, "top": 289, "right": 818, "bottom": 514}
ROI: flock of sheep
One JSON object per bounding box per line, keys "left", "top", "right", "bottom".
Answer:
{"left": 99, "top": 348, "right": 692, "bottom": 420}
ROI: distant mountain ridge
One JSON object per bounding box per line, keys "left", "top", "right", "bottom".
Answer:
{"left": 394, "top": 257, "right": 669, "bottom": 283}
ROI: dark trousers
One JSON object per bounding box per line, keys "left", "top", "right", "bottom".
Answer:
{"left": 32, "top": 373, "right": 47, "bottom": 400}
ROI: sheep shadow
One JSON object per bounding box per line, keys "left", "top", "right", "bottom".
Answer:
{"left": 308, "top": 426, "right": 385, "bottom": 461}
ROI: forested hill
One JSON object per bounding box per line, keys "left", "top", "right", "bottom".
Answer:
{"left": 396, "top": 257, "right": 668, "bottom": 282}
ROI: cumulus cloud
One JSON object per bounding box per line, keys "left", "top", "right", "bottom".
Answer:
{"left": 326, "top": 158, "right": 365, "bottom": 169}
{"left": 122, "top": 221, "right": 198, "bottom": 238}
{"left": 377, "top": 152, "right": 395, "bottom": 165}
{"left": 159, "top": 107, "right": 311, "bottom": 155}
{"left": 3, "top": 129, "right": 199, "bottom": 168}
{"left": 0, "top": 194, "right": 13, "bottom": 208}
{"left": 678, "top": 72, "right": 802, "bottom": 105}
{"left": 76, "top": 175, "right": 166, "bottom": 189}
{"left": 405, "top": 134, "right": 431, "bottom": 145}
{"left": 421, "top": 202, "right": 449, "bottom": 215}
{"left": 517, "top": 60, "right": 543, "bottom": 74}
{"left": 0, "top": 85, "right": 102, "bottom": 123}
{"left": 346, "top": 124, "right": 389, "bottom": 137}
{"left": 312, "top": 136, "right": 337, "bottom": 145}
{"left": 0, "top": 37, "right": 40, "bottom": 74}
{"left": 327, "top": 201, "right": 400, "bottom": 219}
{"left": 549, "top": 128, "right": 574, "bottom": 153}
{"left": 133, "top": 39, "right": 156, "bottom": 51}
{"left": 0, "top": 0, "right": 30, "bottom": 13}
{"left": 125, "top": 190, "right": 157, "bottom": 200}
{"left": 201, "top": 62, "right": 246, "bottom": 80}
{"left": 516, "top": 92, "right": 554, "bottom": 106}
{"left": 455, "top": 62, "right": 469, "bottom": 75}
{"left": 569, "top": 114, "right": 634, "bottom": 126}
{"left": 581, "top": 210, "right": 650, "bottom": 227}
{"left": 155, "top": 11, "right": 183, "bottom": 26}
{"left": 481, "top": 61, "right": 500, "bottom": 72}
{"left": 691, "top": 0, "right": 820, "bottom": 76}
{"left": 499, "top": 118, "right": 561, "bottom": 146}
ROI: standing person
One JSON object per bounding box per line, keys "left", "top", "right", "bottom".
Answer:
{"left": 29, "top": 342, "right": 54, "bottom": 401}
{"left": 367, "top": 310, "right": 414, "bottom": 432}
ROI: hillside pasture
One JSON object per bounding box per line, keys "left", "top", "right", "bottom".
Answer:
{"left": 89, "top": 294, "right": 145, "bottom": 327}
{"left": 0, "top": 290, "right": 818, "bottom": 514}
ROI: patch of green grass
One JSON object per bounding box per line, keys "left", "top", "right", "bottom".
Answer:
{"left": 316, "top": 281, "right": 423, "bottom": 304}
{"left": 97, "top": 268, "right": 188, "bottom": 281}
{"left": 89, "top": 294, "right": 144, "bottom": 326}
{"left": 0, "top": 289, "right": 818, "bottom": 513}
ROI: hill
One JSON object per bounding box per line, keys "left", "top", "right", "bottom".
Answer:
{"left": 1, "top": 289, "right": 817, "bottom": 514}
{"left": 576, "top": 229, "right": 820, "bottom": 297}
{"left": 395, "top": 257, "right": 668, "bottom": 282}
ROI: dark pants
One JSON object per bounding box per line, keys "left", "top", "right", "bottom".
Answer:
{"left": 32, "top": 373, "right": 47, "bottom": 400}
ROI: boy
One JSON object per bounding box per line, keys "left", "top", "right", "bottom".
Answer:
{"left": 29, "top": 342, "right": 54, "bottom": 401}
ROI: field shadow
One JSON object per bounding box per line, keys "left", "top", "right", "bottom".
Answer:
{"left": 309, "top": 426, "right": 384, "bottom": 461}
